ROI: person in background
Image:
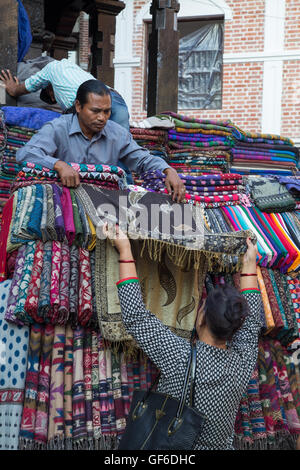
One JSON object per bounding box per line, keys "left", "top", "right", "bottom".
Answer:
{"left": 104, "top": 223, "right": 262, "bottom": 450}
{"left": 16, "top": 79, "right": 185, "bottom": 202}
{"left": 0, "top": 59, "right": 132, "bottom": 181}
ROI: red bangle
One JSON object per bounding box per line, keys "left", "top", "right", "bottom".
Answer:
{"left": 119, "top": 259, "right": 136, "bottom": 263}
{"left": 240, "top": 273, "right": 257, "bottom": 277}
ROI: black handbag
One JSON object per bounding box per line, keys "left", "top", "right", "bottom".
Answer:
{"left": 118, "top": 343, "right": 205, "bottom": 450}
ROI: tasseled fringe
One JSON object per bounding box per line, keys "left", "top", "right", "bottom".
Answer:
{"left": 47, "top": 434, "right": 65, "bottom": 450}
{"left": 140, "top": 237, "right": 244, "bottom": 273}
{"left": 65, "top": 438, "right": 73, "bottom": 450}
{"left": 234, "top": 432, "right": 297, "bottom": 450}
{"left": 45, "top": 435, "right": 119, "bottom": 450}
{"left": 102, "top": 339, "right": 140, "bottom": 359}
{"left": 18, "top": 437, "right": 39, "bottom": 450}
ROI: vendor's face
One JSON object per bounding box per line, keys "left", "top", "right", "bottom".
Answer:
{"left": 75, "top": 92, "right": 111, "bottom": 135}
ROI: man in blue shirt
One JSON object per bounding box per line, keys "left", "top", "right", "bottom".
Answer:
{"left": 1, "top": 59, "right": 133, "bottom": 182}
{"left": 16, "top": 80, "right": 185, "bottom": 202}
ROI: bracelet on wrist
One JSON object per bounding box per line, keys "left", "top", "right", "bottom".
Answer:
{"left": 119, "top": 259, "right": 136, "bottom": 263}
{"left": 240, "top": 273, "right": 257, "bottom": 277}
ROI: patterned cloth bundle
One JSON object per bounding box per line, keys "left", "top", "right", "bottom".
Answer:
{"left": 204, "top": 206, "right": 300, "bottom": 273}
{"left": 229, "top": 124, "right": 299, "bottom": 176}
{"left": 0, "top": 279, "right": 158, "bottom": 451}
{"left": 130, "top": 128, "right": 169, "bottom": 162}
{"left": 0, "top": 107, "right": 60, "bottom": 220}
{"left": 234, "top": 339, "right": 300, "bottom": 449}
{"left": 138, "top": 170, "right": 245, "bottom": 208}
{"left": 160, "top": 111, "right": 233, "bottom": 174}
{"left": 4, "top": 241, "right": 98, "bottom": 329}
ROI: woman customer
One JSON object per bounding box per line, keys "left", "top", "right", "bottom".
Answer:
{"left": 103, "top": 224, "right": 262, "bottom": 450}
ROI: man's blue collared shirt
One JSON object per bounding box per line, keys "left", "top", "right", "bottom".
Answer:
{"left": 16, "top": 113, "right": 170, "bottom": 174}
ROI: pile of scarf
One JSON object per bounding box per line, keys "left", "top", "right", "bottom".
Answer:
{"left": 276, "top": 176, "right": 300, "bottom": 210}
{"left": 16, "top": 322, "right": 158, "bottom": 450}
{"left": 1, "top": 276, "right": 300, "bottom": 451}
{"left": 234, "top": 339, "right": 300, "bottom": 449}
{"left": 0, "top": 106, "right": 60, "bottom": 221}
{"left": 138, "top": 170, "right": 245, "bottom": 208}
{"left": 0, "top": 279, "right": 30, "bottom": 451}
{"left": 229, "top": 124, "right": 299, "bottom": 177}
{"left": 13, "top": 161, "right": 126, "bottom": 189}
{"left": 160, "top": 111, "right": 233, "bottom": 174}
{"left": 204, "top": 206, "right": 300, "bottom": 274}
{"left": 1, "top": 106, "right": 60, "bottom": 131}
{"left": 130, "top": 128, "right": 169, "bottom": 162}
{"left": 4, "top": 241, "right": 98, "bottom": 329}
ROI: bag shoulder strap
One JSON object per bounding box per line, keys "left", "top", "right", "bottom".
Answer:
{"left": 139, "top": 342, "right": 197, "bottom": 416}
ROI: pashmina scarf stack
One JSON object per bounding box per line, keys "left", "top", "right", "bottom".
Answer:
{"left": 229, "top": 124, "right": 299, "bottom": 177}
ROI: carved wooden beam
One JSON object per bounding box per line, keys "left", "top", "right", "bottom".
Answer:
{"left": 87, "top": 0, "right": 125, "bottom": 86}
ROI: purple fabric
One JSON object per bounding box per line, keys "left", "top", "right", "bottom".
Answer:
{"left": 52, "top": 184, "right": 65, "bottom": 241}
{"left": 61, "top": 187, "right": 75, "bottom": 245}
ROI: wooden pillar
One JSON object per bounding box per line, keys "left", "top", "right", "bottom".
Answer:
{"left": 147, "top": 0, "right": 180, "bottom": 116}
{"left": 50, "top": 36, "right": 78, "bottom": 60}
{"left": 89, "top": 0, "right": 125, "bottom": 86}
{"left": 0, "top": 0, "right": 18, "bottom": 105}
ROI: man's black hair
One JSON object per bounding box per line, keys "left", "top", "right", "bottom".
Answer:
{"left": 75, "top": 79, "right": 111, "bottom": 107}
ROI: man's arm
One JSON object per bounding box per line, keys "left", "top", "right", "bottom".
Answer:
{"left": 0, "top": 69, "right": 29, "bottom": 97}
{"left": 16, "top": 122, "right": 80, "bottom": 188}
{"left": 120, "top": 131, "right": 186, "bottom": 202}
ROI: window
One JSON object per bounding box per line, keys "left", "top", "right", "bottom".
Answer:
{"left": 145, "top": 18, "right": 224, "bottom": 110}
{"left": 178, "top": 19, "right": 224, "bottom": 110}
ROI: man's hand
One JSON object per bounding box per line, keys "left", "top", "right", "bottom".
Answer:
{"left": 163, "top": 167, "right": 186, "bottom": 203}
{"left": 54, "top": 160, "right": 80, "bottom": 188}
{"left": 0, "top": 69, "right": 27, "bottom": 97}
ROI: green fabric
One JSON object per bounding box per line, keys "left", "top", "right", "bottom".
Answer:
{"left": 70, "top": 189, "right": 84, "bottom": 246}
{"left": 117, "top": 278, "right": 139, "bottom": 288}
{"left": 250, "top": 177, "right": 296, "bottom": 213}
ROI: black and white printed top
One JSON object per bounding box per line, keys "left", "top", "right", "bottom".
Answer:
{"left": 117, "top": 278, "right": 262, "bottom": 450}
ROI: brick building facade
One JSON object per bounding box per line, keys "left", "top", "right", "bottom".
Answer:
{"left": 111, "top": 0, "right": 300, "bottom": 145}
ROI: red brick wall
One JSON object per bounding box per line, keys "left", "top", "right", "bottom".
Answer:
{"left": 281, "top": 60, "right": 300, "bottom": 139}
{"left": 184, "top": 62, "right": 264, "bottom": 133}
{"left": 284, "top": 0, "right": 300, "bottom": 50}
{"left": 224, "top": 0, "right": 265, "bottom": 53}
{"left": 79, "top": 12, "right": 89, "bottom": 71}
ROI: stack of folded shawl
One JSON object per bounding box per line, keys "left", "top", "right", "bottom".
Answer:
{"left": 229, "top": 124, "right": 299, "bottom": 176}
{"left": 0, "top": 161, "right": 127, "bottom": 328}
{"left": 138, "top": 170, "right": 245, "bottom": 208}
{"left": 160, "top": 111, "right": 233, "bottom": 174}
{"left": 130, "top": 128, "right": 169, "bottom": 163}
{"left": 0, "top": 107, "right": 60, "bottom": 220}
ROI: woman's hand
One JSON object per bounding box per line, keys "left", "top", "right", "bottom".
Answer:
{"left": 241, "top": 237, "right": 258, "bottom": 273}
{"left": 103, "top": 223, "right": 133, "bottom": 258}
